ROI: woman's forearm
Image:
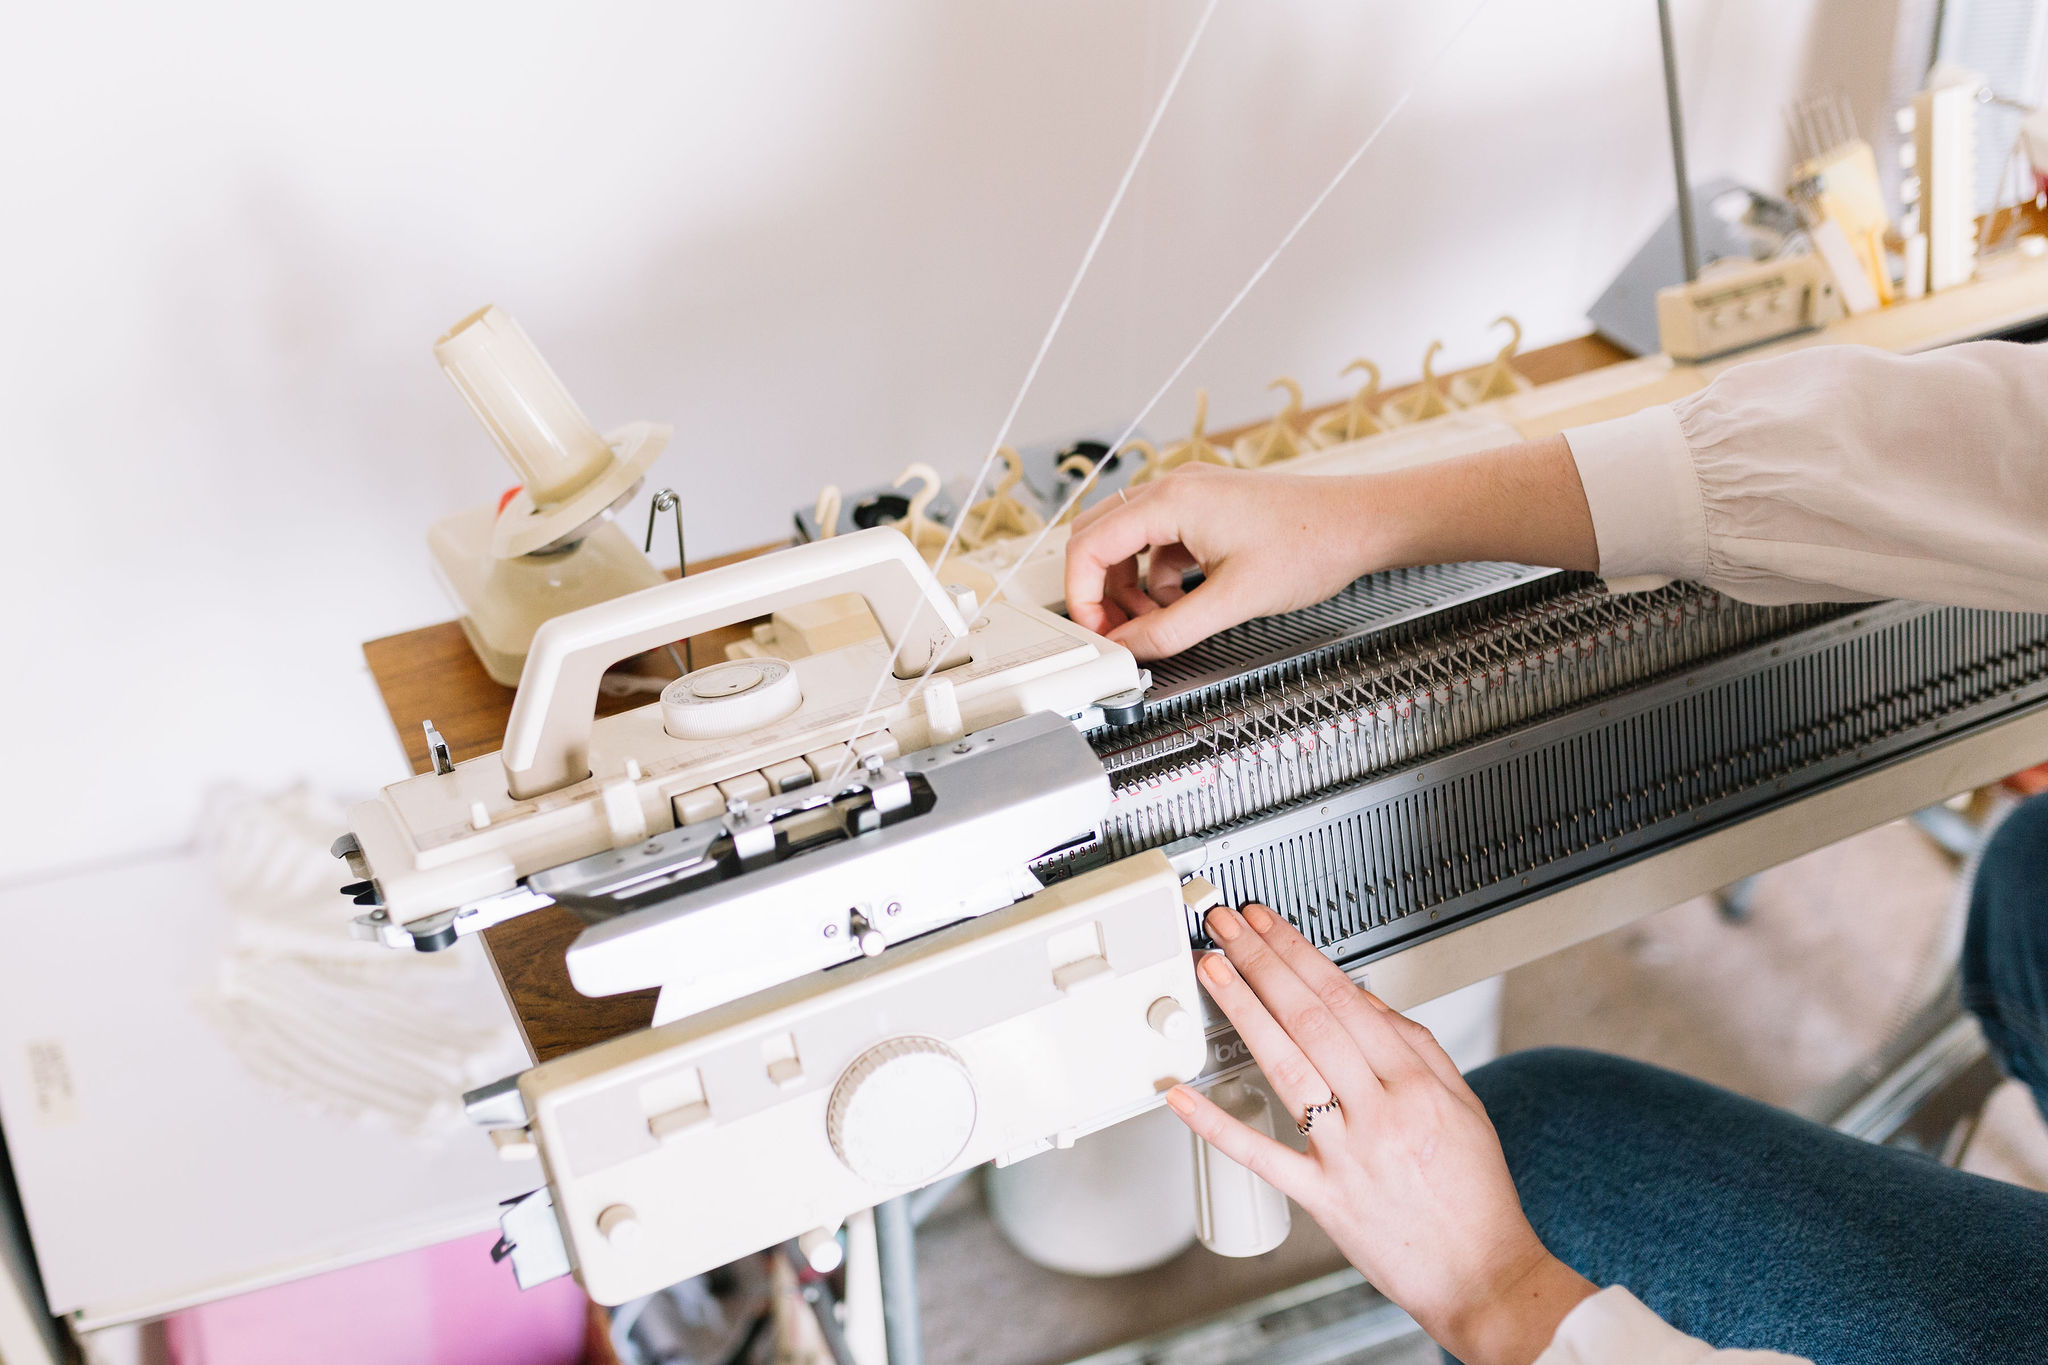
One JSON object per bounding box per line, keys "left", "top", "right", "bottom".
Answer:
{"left": 1354, "top": 434, "right": 1599, "bottom": 577}
{"left": 1064, "top": 436, "right": 1603, "bottom": 661}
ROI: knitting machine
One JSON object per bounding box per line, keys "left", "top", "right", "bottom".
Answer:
{"left": 1063, "top": 565, "right": 2048, "bottom": 986}
{"left": 338, "top": 266, "right": 2048, "bottom": 1306}
{"left": 340, "top": 537, "right": 2048, "bottom": 1303}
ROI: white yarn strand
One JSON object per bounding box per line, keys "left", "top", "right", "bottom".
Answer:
{"left": 983, "top": 0, "right": 1497, "bottom": 609}
{"left": 932, "top": 0, "right": 1219, "bottom": 582}
{"left": 824, "top": 1, "right": 1217, "bottom": 779}
{"left": 830, "top": 0, "right": 1491, "bottom": 787}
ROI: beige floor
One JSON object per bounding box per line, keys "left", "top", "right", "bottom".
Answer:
{"left": 917, "top": 815, "right": 2048, "bottom": 1365}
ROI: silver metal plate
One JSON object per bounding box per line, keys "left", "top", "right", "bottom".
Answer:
{"left": 1142, "top": 562, "right": 1557, "bottom": 701}
{"left": 562, "top": 711, "right": 1112, "bottom": 1016}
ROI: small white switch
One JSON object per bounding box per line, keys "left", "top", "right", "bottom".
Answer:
{"left": 922, "top": 678, "right": 964, "bottom": 746}
{"left": 648, "top": 1102, "right": 712, "bottom": 1142}
{"left": 803, "top": 745, "right": 854, "bottom": 784}
{"left": 850, "top": 730, "right": 900, "bottom": 764}
{"left": 716, "top": 771, "right": 773, "bottom": 805}
{"left": 1047, "top": 921, "right": 1110, "bottom": 992}
{"left": 1147, "top": 996, "right": 1195, "bottom": 1043}
{"left": 489, "top": 1128, "right": 537, "bottom": 1161}
{"left": 672, "top": 785, "right": 724, "bottom": 826}
{"left": 851, "top": 911, "right": 886, "bottom": 957}
{"left": 601, "top": 778, "right": 649, "bottom": 849}
{"left": 642, "top": 1067, "right": 710, "bottom": 1143}
{"left": 597, "top": 1204, "right": 642, "bottom": 1249}
{"left": 1052, "top": 955, "right": 1112, "bottom": 992}
{"left": 1180, "top": 877, "right": 1223, "bottom": 916}
{"left": 762, "top": 757, "right": 815, "bottom": 794}
{"left": 763, "top": 1031, "right": 805, "bottom": 1089}
{"left": 798, "top": 1226, "right": 844, "bottom": 1273}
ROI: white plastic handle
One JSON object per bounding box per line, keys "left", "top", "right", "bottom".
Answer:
{"left": 502, "top": 527, "right": 970, "bottom": 799}
{"left": 1191, "top": 1078, "right": 1291, "bottom": 1257}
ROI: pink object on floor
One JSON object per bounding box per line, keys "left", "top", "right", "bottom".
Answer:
{"left": 165, "top": 1230, "right": 589, "bottom": 1365}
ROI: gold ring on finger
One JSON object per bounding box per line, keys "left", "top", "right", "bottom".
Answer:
{"left": 1297, "top": 1095, "right": 1341, "bottom": 1135}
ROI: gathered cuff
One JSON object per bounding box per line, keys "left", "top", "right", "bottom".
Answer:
{"left": 1562, "top": 404, "right": 1708, "bottom": 590}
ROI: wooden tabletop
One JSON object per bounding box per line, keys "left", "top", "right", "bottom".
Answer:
{"left": 361, "top": 332, "right": 1629, "bottom": 1063}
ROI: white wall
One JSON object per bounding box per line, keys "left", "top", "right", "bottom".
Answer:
{"left": 1, "top": 0, "right": 1892, "bottom": 879}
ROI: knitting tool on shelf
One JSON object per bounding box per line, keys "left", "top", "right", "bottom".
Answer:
{"left": 1381, "top": 340, "right": 1455, "bottom": 426}
{"left": 890, "top": 464, "right": 954, "bottom": 563}
{"left": 1307, "top": 359, "right": 1386, "bottom": 447}
{"left": 1055, "top": 454, "right": 1098, "bottom": 525}
{"left": 1125, "top": 390, "right": 1232, "bottom": 485}
{"left": 957, "top": 447, "right": 1046, "bottom": 551}
{"left": 1448, "top": 316, "right": 1534, "bottom": 406}
{"left": 810, "top": 486, "right": 842, "bottom": 540}
{"left": 1231, "top": 378, "right": 1311, "bottom": 468}
{"left": 797, "top": 479, "right": 959, "bottom": 545}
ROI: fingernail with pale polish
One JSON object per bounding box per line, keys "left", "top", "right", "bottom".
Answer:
{"left": 1199, "top": 952, "right": 1231, "bottom": 984}
{"left": 1165, "top": 1085, "right": 1196, "bottom": 1115}
{"left": 1205, "top": 907, "right": 1241, "bottom": 942}
{"left": 1241, "top": 903, "right": 1275, "bottom": 933}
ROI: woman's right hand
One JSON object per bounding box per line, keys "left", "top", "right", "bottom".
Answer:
{"left": 1063, "top": 464, "right": 1379, "bottom": 660}
{"left": 1061, "top": 435, "right": 1596, "bottom": 661}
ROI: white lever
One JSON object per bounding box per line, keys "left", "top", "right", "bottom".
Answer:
{"left": 1191, "top": 1078, "right": 1292, "bottom": 1256}
{"left": 502, "top": 527, "right": 972, "bottom": 799}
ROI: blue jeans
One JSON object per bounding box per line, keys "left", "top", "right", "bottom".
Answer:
{"left": 1464, "top": 793, "right": 2048, "bottom": 1364}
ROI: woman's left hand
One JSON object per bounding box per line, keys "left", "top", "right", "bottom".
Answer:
{"left": 1167, "top": 903, "right": 1597, "bottom": 1365}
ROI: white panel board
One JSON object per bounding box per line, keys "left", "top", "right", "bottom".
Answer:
{"left": 0, "top": 855, "right": 535, "bottom": 1328}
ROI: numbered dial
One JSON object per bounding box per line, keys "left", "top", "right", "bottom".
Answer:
{"left": 826, "top": 1037, "right": 977, "bottom": 1187}
{"left": 660, "top": 659, "right": 802, "bottom": 740}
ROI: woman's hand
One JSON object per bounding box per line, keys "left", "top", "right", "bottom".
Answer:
{"left": 1064, "top": 465, "right": 1379, "bottom": 660}
{"left": 1062, "top": 436, "right": 1596, "bottom": 662}
{"left": 1169, "top": 903, "right": 1597, "bottom": 1365}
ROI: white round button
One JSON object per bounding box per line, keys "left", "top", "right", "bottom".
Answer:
{"left": 797, "top": 1225, "right": 845, "bottom": 1273}
{"left": 1147, "top": 996, "right": 1195, "bottom": 1043}
{"left": 596, "top": 1203, "right": 642, "bottom": 1248}
{"left": 691, "top": 664, "right": 765, "bottom": 698}
{"left": 661, "top": 659, "right": 803, "bottom": 740}
{"left": 827, "top": 1037, "right": 977, "bottom": 1187}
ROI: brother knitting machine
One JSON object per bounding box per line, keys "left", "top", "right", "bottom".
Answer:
{"left": 339, "top": 263, "right": 2048, "bottom": 1307}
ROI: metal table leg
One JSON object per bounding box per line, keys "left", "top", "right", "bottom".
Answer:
{"left": 874, "top": 1194, "right": 923, "bottom": 1365}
